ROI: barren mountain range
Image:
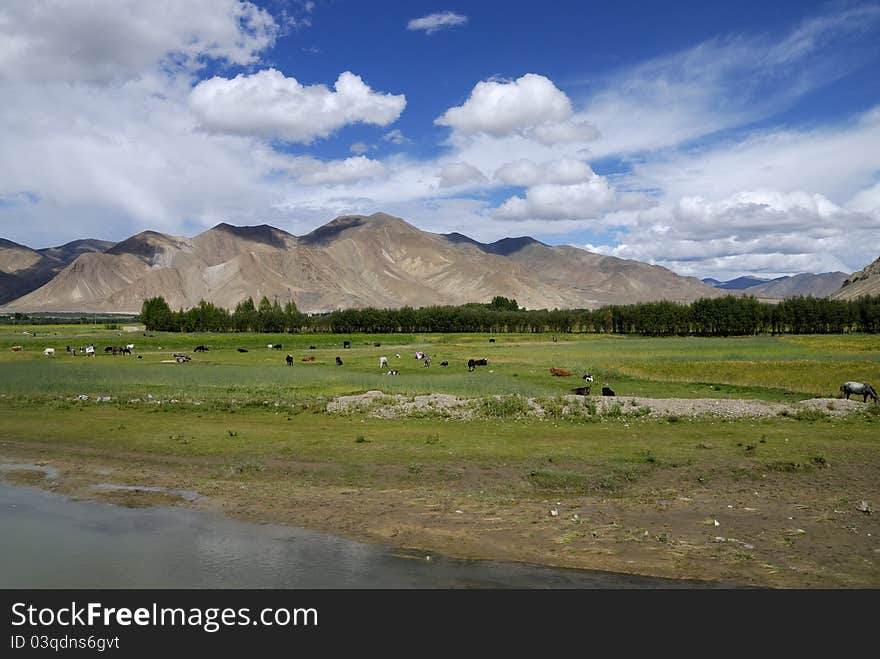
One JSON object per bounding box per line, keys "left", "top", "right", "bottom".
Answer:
{"left": 0, "top": 213, "right": 873, "bottom": 314}
{"left": 0, "top": 213, "right": 724, "bottom": 313}
{"left": 830, "top": 255, "right": 880, "bottom": 300}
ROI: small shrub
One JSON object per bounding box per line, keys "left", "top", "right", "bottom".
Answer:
{"left": 667, "top": 415, "right": 681, "bottom": 423}
{"left": 355, "top": 435, "right": 369, "bottom": 443}
{"left": 408, "top": 463, "right": 423, "bottom": 476}
{"left": 425, "top": 433, "right": 440, "bottom": 445}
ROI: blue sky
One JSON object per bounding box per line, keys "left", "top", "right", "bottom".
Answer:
{"left": 1, "top": 0, "right": 879, "bottom": 279}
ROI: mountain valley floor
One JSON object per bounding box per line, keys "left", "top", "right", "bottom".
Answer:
{"left": 1, "top": 326, "right": 878, "bottom": 587}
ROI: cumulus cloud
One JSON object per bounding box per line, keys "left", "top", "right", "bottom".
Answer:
{"left": 296, "top": 156, "right": 385, "bottom": 185}
{"left": 495, "top": 177, "right": 616, "bottom": 221}
{"left": 590, "top": 188, "right": 880, "bottom": 279}
{"left": 0, "top": 0, "right": 277, "bottom": 83}
{"left": 494, "top": 159, "right": 594, "bottom": 186}
{"left": 190, "top": 69, "right": 406, "bottom": 143}
{"left": 436, "top": 74, "right": 571, "bottom": 135}
{"left": 407, "top": 11, "right": 468, "bottom": 35}
{"left": 350, "top": 142, "right": 370, "bottom": 154}
{"left": 438, "top": 162, "right": 487, "bottom": 188}
{"left": 435, "top": 73, "right": 598, "bottom": 146}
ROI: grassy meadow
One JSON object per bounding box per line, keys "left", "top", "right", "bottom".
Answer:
{"left": 2, "top": 324, "right": 879, "bottom": 586}
{"left": 1, "top": 325, "right": 878, "bottom": 403}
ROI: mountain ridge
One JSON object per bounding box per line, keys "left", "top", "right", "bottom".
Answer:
{"left": 1, "top": 212, "right": 724, "bottom": 313}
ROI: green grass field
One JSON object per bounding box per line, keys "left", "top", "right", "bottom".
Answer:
{"left": 2, "top": 325, "right": 879, "bottom": 586}
{"left": 1, "top": 325, "right": 878, "bottom": 403}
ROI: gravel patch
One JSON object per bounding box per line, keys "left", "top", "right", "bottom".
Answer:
{"left": 327, "top": 391, "right": 872, "bottom": 420}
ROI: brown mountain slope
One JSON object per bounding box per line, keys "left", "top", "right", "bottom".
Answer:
{"left": 2, "top": 213, "right": 723, "bottom": 313}
{"left": 743, "top": 272, "right": 848, "bottom": 299}
{"left": 0, "top": 237, "right": 114, "bottom": 304}
{"left": 830, "top": 256, "right": 880, "bottom": 300}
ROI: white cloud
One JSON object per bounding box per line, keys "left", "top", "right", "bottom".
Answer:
{"left": 494, "top": 159, "right": 594, "bottom": 186}
{"left": 495, "top": 178, "right": 616, "bottom": 221}
{"left": 579, "top": 5, "right": 880, "bottom": 159}
{"left": 590, "top": 188, "right": 880, "bottom": 279}
{"left": 436, "top": 74, "right": 571, "bottom": 136}
{"left": 350, "top": 142, "right": 370, "bottom": 154}
{"left": 407, "top": 11, "right": 468, "bottom": 35}
{"left": 438, "top": 162, "right": 487, "bottom": 188}
{"left": 190, "top": 69, "right": 406, "bottom": 143}
{"left": 296, "top": 156, "right": 385, "bottom": 185}
{"left": 383, "top": 129, "right": 409, "bottom": 145}
{"left": 0, "top": 0, "right": 277, "bottom": 83}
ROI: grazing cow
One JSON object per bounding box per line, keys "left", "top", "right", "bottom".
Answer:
{"left": 343, "top": 341, "right": 351, "bottom": 349}
{"left": 335, "top": 356, "right": 343, "bottom": 365}
{"left": 137, "top": 355, "right": 143, "bottom": 360}
{"left": 415, "top": 351, "right": 425, "bottom": 360}
{"left": 602, "top": 387, "right": 615, "bottom": 396}
{"left": 285, "top": 354, "right": 293, "bottom": 366}
{"left": 550, "top": 368, "right": 572, "bottom": 377}
{"left": 379, "top": 356, "right": 388, "bottom": 369}
{"left": 175, "top": 355, "right": 191, "bottom": 363}
{"left": 552, "top": 337, "right": 558, "bottom": 343}
{"left": 468, "top": 358, "right": 488, "bottom": 371}
{"left": 43, "top": 348, "right": 55, "bottom": 357}
{"left": 85, "top": 345, "right": 95, "bottom": 357}
{"left": 125, "top": 344, "right": 135, "bottom": 351}
{"left": 194, "top": 345, "right": 209, "bottom": 352}
{"left": 572, "top": 386, "right": 591, "bottom": 396}
{"left": 440, "top": 361, "right": 449, "bottom": 367}
{"left": 10, "top": 345, "right": 22, "bottom": 352}
{"left": 489, "top": 338, "right": 495, "bottom": 343}
{"left": 582, "top": 373, "right": 594, "bottom": 382}
{"left": 104, "top": 346, "right": 114, "bottom": 353}
{"left": 840, "top": 381, "right": 879, "bottom": 403}
{"left": 122, "top": 347, "right": 132, "bottom": 355}
{"left": 273, "top": 344, "right": 282, "bottom": 350}
{"left": 66, "top": 345, "right": 72, "bottom": 353}
{"left": 386, "top": 369, "right": 399, "bottom": 376}
{"left": 301, "top": 356, "right": 316, "bottom": 362}
{"left": 308, "top": 345, "right": 316, "bottom": 350}
{"left": 395, "top": 353, "right": 401, "bottom": 359}
{"left": 237, "top": 348, "right": 248, "bottom": 353}
{"left": 374, "top": 342, "right": 381, "bottom": 347}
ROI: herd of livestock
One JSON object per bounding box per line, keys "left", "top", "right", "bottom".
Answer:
{"left": 13, "top": 337, "right": 879, "bottom": 402}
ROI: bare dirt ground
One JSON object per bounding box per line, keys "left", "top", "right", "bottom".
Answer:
{"left": 2, "top": 440, "right": 877, "bottom": 589}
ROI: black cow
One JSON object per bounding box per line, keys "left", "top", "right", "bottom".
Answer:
{"left": 308, "top": 345, "right": 316, "bottom": 350}
{"left": 489, "top": 338, "right": 495, "bottom": 343}
{"left": 343, "top": 341, "right": 351, "bottom": 349}
{"left": 285, "top": 354, "right": 293, "bottom": 366}
{"left": 467, "top": 358, "right": 488, "bottom": 371}
{"left": 602, "top": 387, "right": 615, "bottom": 396}
{"left": 374, "top": 342, "right": 381, "bottom": 347}
{"left": 572, "top": 386, "right": 591, "bottom": 396}
{"left": 335, "top": 356, "right": 343, "bottom": 365}
{"left": 237, "top": 348, "right": 248, "bottom": 353}
{"left": 272, "top": 343, "right": 282, "bottom": 350}
{"left": 440, "top": 361, "right": 449, "bottom": 367}
{"left": 194, "top": 345, "right": 209, "bottom": 352}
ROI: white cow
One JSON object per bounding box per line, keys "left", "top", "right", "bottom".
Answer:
{"left": 379, "top": 356, "right": 388, "bottom": 369}
{"left": 85, "top": 345, "right": 95, "bottom": 357}
{"left": 125, "top": 343, "right": 135, "bottom": 351}
{"left": 43, "top": 348, "right": 55, "bottom": 357}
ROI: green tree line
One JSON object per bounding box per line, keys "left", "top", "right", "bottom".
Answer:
{"left": 140, "top": 294, "right": 880, "bottom": 335}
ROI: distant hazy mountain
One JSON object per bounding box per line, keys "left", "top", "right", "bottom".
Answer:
{"left": 744, "top": 272, "right": 848, "bottom": 299}
{"left": 0, "top": 237, "right": 113, "bottom": 305}
{"left": 702, "top": 272, "right": 848, "bottom": 298}
{"left": 831, "top": 256, "right": 880, "bottom": 300}
{"left": 703, "top": 275, "right": 784, "bottom": 290}
{"left": 1, "top": 213, "right": 723, "bottom": 313}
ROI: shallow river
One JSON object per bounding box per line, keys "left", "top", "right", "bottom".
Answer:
{"left": 0, "top": 481, "right": 728, "bottom": 588}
